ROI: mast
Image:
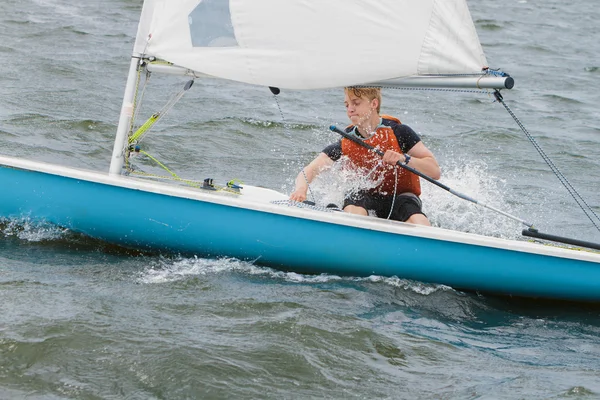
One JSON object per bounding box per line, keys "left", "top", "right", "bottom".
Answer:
{"left": 109, "top": 0, "right": 155, "bottom": 175}
{"left": 109, "top": 55, "right": 140, "bottom": 175}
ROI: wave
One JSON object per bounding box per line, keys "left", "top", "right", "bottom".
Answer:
{"left": 475, "top": 19, "right": 506, "bottom": 31}
{"left": 137, "top": 255, "right": 452, "bottom": 296}
{"left": 541, "top": 93, "right": 585, "bottom": 105}
{"left": 7, "top": 113, "right": 113, "bottom": 133}
{"left": 0, "top": 216, "right": 458, "bottom": 300}
{"left": 523, "top": 44, "right": 554, "bottom": 54}
{"left": 0, "top": 128, "right": 18, "bottom": 137}
{"left": 0, "top": 45, "right": 17, "bottom": 53}
{"left": 185, "top": 117, "right": 319, "bottom": 132}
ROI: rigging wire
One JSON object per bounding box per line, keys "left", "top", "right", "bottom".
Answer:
{"left": 493, "top": 90, "right": 600, "bottom": 234}
{"left": 129, "top": 79, "right": 194, "bottom": 145}
{"left": 271, "top": 89, "right": 317, "bottom": 203}
{"left": 128, "top": 38, "right": 153, "bottom": 136}
{"left": 130, "top": 65, "right": 152, "bottom": 135}
{"left": 378, "top": 84, "right": 599, "bottom": 235}
{"left": 124, "top": 60, "right": 148, "bottom": 172}
{"left": 123, "top": 71, "right": 242, "bottom": 195}
{"left": 124, "top": 63, "right": 195, "bottom": 181}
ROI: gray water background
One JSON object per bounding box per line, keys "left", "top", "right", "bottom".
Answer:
{"left": 1, "top": 0, "right": 600, "bottom": 398}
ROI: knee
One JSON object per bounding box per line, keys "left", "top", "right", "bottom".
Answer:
{"left": 406, "top": 214, "right": 431, "bottom": 226}
{"left": 344, "top": 205, "right": 368, "bottom": 216}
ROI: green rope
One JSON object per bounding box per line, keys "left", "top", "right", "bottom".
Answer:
{"left": 129, "top": 113, "right": 159, "bottom": 144}
{"left": 128, "top": 150, "right": 243, "bottom": 195}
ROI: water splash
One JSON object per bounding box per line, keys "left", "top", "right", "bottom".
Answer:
{"left": 303, "top": 156, "right": 383, "bottom": 209}
{"left": 138, "top": 256, "right": 274, "bottom": 284}
{"left": 422, "top": 160, "right": 522, "bottom": 239}
{"left": 290, "top": 155, "right": 523, "bottom": 238}
{"left": 0, "top": 217, "right": 69, "bottom": 242}
{"left": 138, "top": 255, "right": 349, "bottom": 284}
{"left": 366, "top": 275, "right": 452, "bottom": 296}
{"left": 138, "top": 255, "right": 450, "bottom": 296}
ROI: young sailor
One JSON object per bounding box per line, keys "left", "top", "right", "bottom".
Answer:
{"left": 290, "top": 87, "right": 440, "bottom": 226}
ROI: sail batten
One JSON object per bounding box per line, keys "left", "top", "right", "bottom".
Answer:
{"left": 136, "top": 0, "right": 490, "bottom": 90}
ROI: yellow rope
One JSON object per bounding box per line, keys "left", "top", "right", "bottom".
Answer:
{"left": 123, "top": 61, "right": 241, "bottom": 194}
{"left": 139, "top": 150, "right": 181, "bottom": 180}
{"left": 129, "top": 113, "right": 159, "bottom": 144}
{"left": 128, "top": 150, "right": 243, "bottom": 194}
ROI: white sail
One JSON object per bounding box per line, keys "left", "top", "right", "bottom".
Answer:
{"left": 134, "top": 0, "right": 157, "bottom": 55}
{"left": 136, "top": 0, "right": 488, "bottom": 89}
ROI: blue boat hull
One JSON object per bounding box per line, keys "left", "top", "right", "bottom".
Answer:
{"left": 2, "top": 158, "right": 600, "bottom": 302}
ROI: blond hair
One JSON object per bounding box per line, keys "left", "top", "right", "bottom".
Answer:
{"left": 344, "top": 87, "right": 381, "bottom": 113}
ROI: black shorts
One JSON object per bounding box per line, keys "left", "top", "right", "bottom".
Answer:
{"left": 342, "top": 191, "right": 425, "bottom": 222}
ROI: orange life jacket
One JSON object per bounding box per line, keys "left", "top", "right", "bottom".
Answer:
{"left": 340, "top": 115, "right": 421, "bottom": 196}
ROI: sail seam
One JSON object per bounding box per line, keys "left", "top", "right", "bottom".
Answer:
{"left": 416, "top": 0, "right": 439, "bottom": 76}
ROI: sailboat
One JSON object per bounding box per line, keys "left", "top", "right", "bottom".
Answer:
{"left": 1, "top": 0, "right": 599, "bottom": 302}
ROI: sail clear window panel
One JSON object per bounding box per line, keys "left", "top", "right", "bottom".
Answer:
{"left": 188, "top": 0, "right": 238, "bottom": 47}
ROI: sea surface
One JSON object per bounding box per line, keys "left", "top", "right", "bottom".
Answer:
{"left": 1, "top": 0, "right": 600, "bottom": 398}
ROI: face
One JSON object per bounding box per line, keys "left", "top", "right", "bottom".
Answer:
{"left": 344, "top": 91, "right": 377, "bottom": 126}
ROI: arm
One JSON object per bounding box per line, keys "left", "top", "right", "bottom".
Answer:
{"left": 289, "top": 152, "right": 334, "bottom": 202}
{"left": 382, "top": 141, "right": 441, "bottom": 180}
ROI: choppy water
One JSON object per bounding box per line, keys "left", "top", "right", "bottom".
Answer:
{"left": 1, "top": 0, "right": 600, "bottom": 398}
